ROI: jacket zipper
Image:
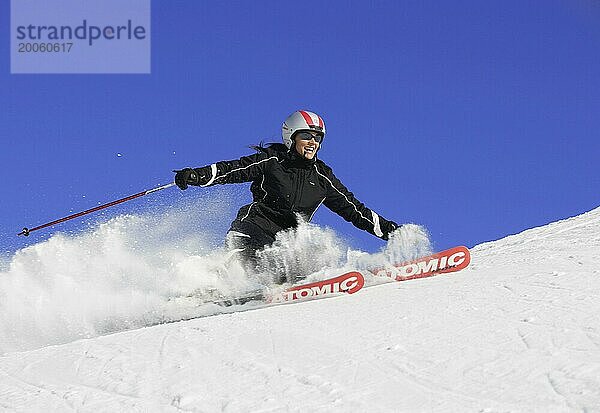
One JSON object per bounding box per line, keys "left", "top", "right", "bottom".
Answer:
{"left": 290, "top": 168, "right": 306, "bottom": 211}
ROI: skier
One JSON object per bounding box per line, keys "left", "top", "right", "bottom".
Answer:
{"left": 174, "top": 110, "right": 399, "bottom": 278}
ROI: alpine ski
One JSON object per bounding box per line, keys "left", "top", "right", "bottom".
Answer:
{"left": 370, "top": 246, "right": 471, "bottom": 282}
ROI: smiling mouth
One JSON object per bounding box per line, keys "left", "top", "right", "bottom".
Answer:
{"left": 303, "top": 146, "right": 316, "bottom": 155}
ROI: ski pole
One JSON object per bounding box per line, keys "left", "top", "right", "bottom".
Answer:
{"left": 17, "top": 182, "right": 176, "bottom": 237}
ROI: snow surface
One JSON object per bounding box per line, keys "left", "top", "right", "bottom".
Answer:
{"left": 1, "top": 206, "right": 599, "bottom": 412}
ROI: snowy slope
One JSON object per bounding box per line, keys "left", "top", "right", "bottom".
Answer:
{"left": 1, "top": 207, "right": 599, "bottom": 412}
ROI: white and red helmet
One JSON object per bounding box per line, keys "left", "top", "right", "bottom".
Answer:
{"left": 282, "top": 110, "right": 326, "bottom": 149}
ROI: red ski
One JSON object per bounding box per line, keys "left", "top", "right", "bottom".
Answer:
{"left": 211, "top": 248, "right": 469, "bottom": 308}
{"left": 212, "top": 271, "right": 365, "bottom": 307}
{"left": 370, "top": 246, "right": 471, "bottom": 282}
{"left": 268, "top": 271, "right": 365, "bottom": 303}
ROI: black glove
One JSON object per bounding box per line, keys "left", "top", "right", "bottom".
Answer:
{"left": 173, "top": 166, "right": 213, "bottom": 190}
{"left": 173, "top": 168, "right": 199, "bottom": 190}
{"left": 380, "top": 219, "right": 400, "bottom": 240}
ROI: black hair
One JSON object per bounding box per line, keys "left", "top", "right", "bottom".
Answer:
{"left": 249, "top": 141, "right": 288, "bottom": 153}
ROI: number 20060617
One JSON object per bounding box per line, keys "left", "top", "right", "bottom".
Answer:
{"left": 18, "top": 43, "right": 73, "bottom": 53}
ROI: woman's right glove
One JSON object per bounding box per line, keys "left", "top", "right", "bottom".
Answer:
{"left": 173, "top": 166, "right": 213, "bottom": 190}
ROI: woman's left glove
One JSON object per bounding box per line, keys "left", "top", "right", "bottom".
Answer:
{"left": 380, "top": 219, "right": 400, "bottom": 240}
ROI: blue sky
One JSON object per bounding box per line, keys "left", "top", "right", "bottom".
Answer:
{"left": 1, "top": 0, "right": 599, "bottom": 256}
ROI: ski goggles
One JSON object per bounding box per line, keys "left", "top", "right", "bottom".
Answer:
{"left": 295, "top": 131, "right": 324, "bottom": 143}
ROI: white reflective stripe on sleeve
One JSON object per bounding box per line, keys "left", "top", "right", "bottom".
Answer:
{"left": 228, "top": 231, "right": 251, "bottom": 238}
{"left": 220, "top": 156, "right": 278, "bottom": 180}
{"left": 200, "top": 164, "right": 218, "bottom": 187}
{"left": 202, "top": 156, "right": 279, "bottom": 186}
{"left": 372, "top": 211, "right": 383, "bottom": 238}
{"left": 314, "top": 165, "right": 374, "bottom": 226}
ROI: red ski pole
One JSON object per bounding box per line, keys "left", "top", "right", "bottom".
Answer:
{"left": 17, "top": 182, "right": 176, "bottom": 237}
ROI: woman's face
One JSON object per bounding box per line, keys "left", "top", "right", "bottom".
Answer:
{"left": 294, "top": 131, "right": 322, "bottom": 160}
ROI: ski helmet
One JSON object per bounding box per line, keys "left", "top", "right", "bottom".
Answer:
{"left": 282, "top": 110, "right": 326, "bottom": 149}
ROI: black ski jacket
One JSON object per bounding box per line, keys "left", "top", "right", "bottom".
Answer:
{"left": 193, "top": 144, "right": 395, "bottom": 240}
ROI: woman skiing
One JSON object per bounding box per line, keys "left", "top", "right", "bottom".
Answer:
{"left": 174, "top": 110, "right": 399, "bottom": 275}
